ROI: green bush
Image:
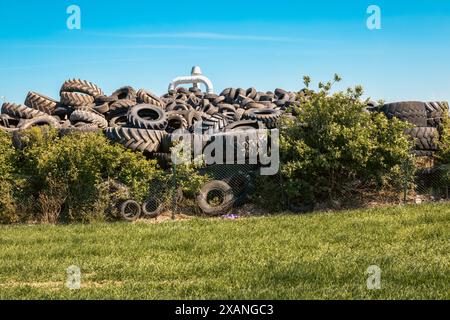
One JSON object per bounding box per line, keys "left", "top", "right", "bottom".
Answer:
{"left": 255, "top": 76, "right": 414, "bottom": 210}
{"left": 0, "top": 131, "right": 21, "bottom": 223}
{"left": 6, "top": 128, "right": 165, "bottom": 223}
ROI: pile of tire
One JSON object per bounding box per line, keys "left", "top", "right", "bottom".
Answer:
{"left": 378, "top": 101, "right": 449, "bottom": 156}
{"left": 0, "top": 79, "right": 298, "bottom": 153}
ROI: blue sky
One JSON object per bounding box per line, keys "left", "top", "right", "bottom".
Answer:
{"left": 0, "top": 0, "right": 449, "bottom": 103}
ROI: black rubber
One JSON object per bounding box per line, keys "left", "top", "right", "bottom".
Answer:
{"left": 18, "top": 115, "right": 61, "bottom": 130}
{"left": 60, "top": 91, "right": 95, "bottom": 107}
{"left": 127, "top": 104, "right": 168, "bottom": 130}
{"left": 109, "top": 99, "right": 136, "bottom": 117}
{"left": 244, "top": 108, "right": 282, "bottom": 128}
{"left": 137, "top": 89, "right": 165, "bottom": 108}
{"left": 60, "top": 79, "right": 104, "bottom": 99}
{"left": 404, "top": 127, "right": 438, "bottom": 151}
{"left": 105, "top": 127, "right": 166, "bottom": 154}
{"left": 2, "top": 102, "right": 48, "bottom": 119}
{"left": 141, "top": 197, "right": 164, "bottom": 218}
{"left": 24, "top": 91, "right": 58, "bottom": 115}
{"left": 70, "top": 110, "right": 108, "bottom": 129}
{"left": 381, "top": 102, "right": 427, "bottom": 126}
{"left": 120, "top": 200, "right": 141, "bottom": 221}
{"left": 110, "top": 86, "right": 137, "bottom": 101}
{"left": 196, "top": 180, "right": 235, "bottom": 216}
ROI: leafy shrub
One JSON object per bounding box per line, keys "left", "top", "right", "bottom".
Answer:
{"left": 0, "top": 131, "right": 20, "bottom": 223}
{"left": 11, "top": 129, "right": 164, "bottom": 223}
{"left": 255, "top": 76, "right": 414, "bottom": 210}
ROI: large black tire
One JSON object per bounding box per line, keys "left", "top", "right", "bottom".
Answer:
{"left": 196, "top": 180, "right": 234, "bottom": 216}
{"left": 127, "top": 104, "right": 168, "bottom": 130}
{"left": 105, "top": 127, "right": 166, "bottom": 153}
{"left": 166, "top": 112, "right": 188, "bottom": 133}
{"left": 70, "top": 110, "right": 108, "bottom": 129}
{"left": 2, "top": 102, "right": 48, "bottom": 119}
{"left": 136, "top": 89, "right": 165, "bottom": 108}
{"left": 24, "top": 92, "right": 58, "bottom": 115}
{"left": 381, "top": 102, "right": 427, "bottom": 126}
{"left": 18, "top": 115, "right": 60, "bottom": 130}
{"left": 244, "top": 108, "right": 282, "bottom": 128}
{"left": 120, "top": 200, "right": 141, "bottom": 221}
{"left": 60, "top": 91, "right": 95, "bottom": 107}
{"left": 404, "top": 127, "right": 439, "bottom": 151}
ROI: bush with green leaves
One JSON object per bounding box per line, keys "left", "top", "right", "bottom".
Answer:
{"left": 6, "top": 128, "right": 165, "bottom": 223}
{"left": 0, "top": 131, "right": 20, "bottom": 223}
{"left": 255, "top": 76, "right": 414, "bottom": 210}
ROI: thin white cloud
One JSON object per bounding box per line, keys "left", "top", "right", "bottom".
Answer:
{"left": 87, "top": 31, "right": 315, "bottom": 43}
{"left": 9, "top": 44, "right": 210, "bottom": 50}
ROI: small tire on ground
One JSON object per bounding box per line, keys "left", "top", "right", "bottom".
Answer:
{"left": 196, "top": 180, "right": 235, "bottom": 216}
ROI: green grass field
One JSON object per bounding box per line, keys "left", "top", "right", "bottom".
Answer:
{"left": 0, "top": 204, "right": 448, "bottom": 300}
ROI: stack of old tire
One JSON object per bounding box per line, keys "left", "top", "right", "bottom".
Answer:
{"left": 380, "top": 101, "right": 449, "bottom": 156}
{"left": 0, "top": 79, "right": 301, "bottom": 217}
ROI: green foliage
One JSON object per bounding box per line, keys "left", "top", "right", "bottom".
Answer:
{"left": 0, "top": 131, "right": 20, "bottom": 223}
{"left": 258, "top": 76, "right": 414, "bottom": 208}
{"left": 1, "top": 128, "right": 165, "bottom": 223}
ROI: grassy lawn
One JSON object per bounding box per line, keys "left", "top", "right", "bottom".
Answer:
{"left": 0, "top": 203, "right": 448, "bottom": 300}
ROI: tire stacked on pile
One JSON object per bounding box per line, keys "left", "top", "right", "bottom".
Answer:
{"left": 380, "top": 101, "right": 448, "bottom": 156}
{"left": 0, "top": 78, "right": 303, "bottom": 218}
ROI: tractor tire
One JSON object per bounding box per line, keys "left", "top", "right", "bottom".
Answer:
{"left": 2, "top": 102, "right": 48, "bottom": 119}
{"left": 60, "top": 91, "right": 95, "bottom": 107}
{"left": 105, "top": 127, "right": 166, "bottom": 153}
{"left": 404, "top": 127, "right": 439, "bottom": 151}
{"left": 244, "top": 108, "right": 282, "bottom": 128}
{"left": 60, "top": 79, "right": 105, "bottom": 99}
{"left": 18, "top": 115, "right": 61, "bottom": 130}
{"left": 127, "top": 104, "right": 168, "bottom": 130}
{"left": 108, "top": 99, "right": 136, "bottom": 117}
{"left": 24, "top": 91, "right": 58, "bottom": 115}
{"left": 166, "top": 112, "right": 188, "bottom": 133}
{"left": 70, "top": 110, "right": 108, "bottom": 129}
{"left": 381, "top": 102, "right": 427, "bottom": 126}
{"left": 136, "top": 89, "right": 165, "bottom": 108}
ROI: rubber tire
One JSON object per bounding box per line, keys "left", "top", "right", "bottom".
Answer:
{"left": 111, "top": 86, "right": 137, "bottom": 101}
{"left": 60, "top": 91, "right": 95, "bottom": 107}
{"left": 127, "top": 104, "right": 168, "bottom": 130}
{"left": 70, "top": 110, "right": 108, "bottom": 129}
{"left": 2, "top": 102, "right": 48, "bottom": 119}
{"left": 18, "top": 115, "right": 61, "bottom": 130}
{"left": 105, "top": 127, "right": 166, "bottom": 153}
{"left": 120, "top": 200, "right": 141, "bottom": 221}
{"left": 24, "top": 92, "right": 58, "bottom": 115}
{"left": 244, "top": 108, "right": 282, "bottom": 128}
{"left": 381, "top": 102, "right": 427, "bottom": 126}
{"left": 141, "top": 197, "right": 164, "bottom": 218}
{"left": 137, "top": 89, "right": 165, "bottom": 108}
{"left": 60, "top": 79, "right": 104, "bottom": 99}
{"left": 404, "top": 127, "right": 439, "bottom": 151}
{"left": 196, "top": 180, "right": 235, "bottom": 216}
